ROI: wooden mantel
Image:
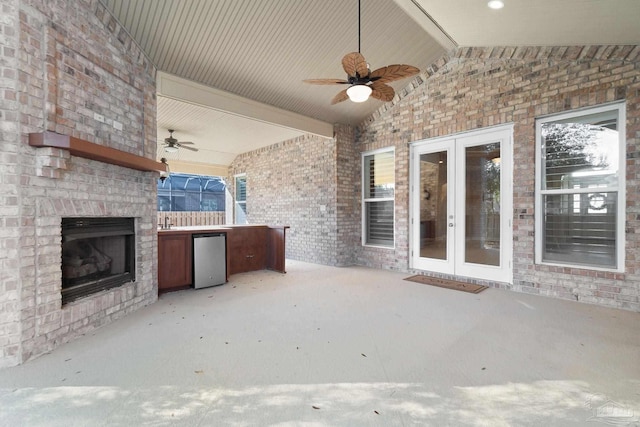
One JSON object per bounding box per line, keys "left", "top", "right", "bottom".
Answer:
{"left": 29, "top": 131, "right": 167, "bottom": 173}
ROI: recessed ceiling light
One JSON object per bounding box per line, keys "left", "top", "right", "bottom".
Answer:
{"left": 488, "top": 0, "right": 504, "bottom": 9}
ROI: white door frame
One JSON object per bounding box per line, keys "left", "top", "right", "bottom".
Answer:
{"left": 410, "top": 124, "right": 513, "bottom": 284}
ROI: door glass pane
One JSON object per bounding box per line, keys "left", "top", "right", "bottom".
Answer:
{"left": 419, "top": 151, "right": 447, "bottom": 260}
{"left": 465, "top": 143, "right": 500, "bottom": 266}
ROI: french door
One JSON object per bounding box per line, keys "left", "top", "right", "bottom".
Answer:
{"left": 410, "top": 125, "right": 513, "bottom": 283}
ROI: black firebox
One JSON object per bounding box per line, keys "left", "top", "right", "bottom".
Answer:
{"left": 61, "top": 217, "right": 135, "bottom": 305}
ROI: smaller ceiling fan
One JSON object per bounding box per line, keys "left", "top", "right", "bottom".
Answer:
{"left": 303, "top": 0, "right": 420, "bottom": 104}
{"left": 161, "top": 129, "right": 198, "bottom": 153}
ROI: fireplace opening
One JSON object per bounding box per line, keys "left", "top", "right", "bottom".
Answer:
{"left": 61, "top": 217, "right": 135, "bottom": 305}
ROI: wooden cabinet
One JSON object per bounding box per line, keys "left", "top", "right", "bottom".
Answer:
{"left": 227, "top": 226, "right": 268, "bottom": 275}
{"left": 158, "top": 231, "right": 192, "bottom": 292}
{"left": 267, "top": 226, "right": 288, "bottom": 273}
{"left": 157, "top": 225, "right": 288, "bottom": 294}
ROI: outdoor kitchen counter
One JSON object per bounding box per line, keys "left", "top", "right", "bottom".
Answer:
{"left": 157, "top": 225, "right": 232, "bottom": 233}
{"left": 157, "top": 225, "right": 289, "bottom": 294}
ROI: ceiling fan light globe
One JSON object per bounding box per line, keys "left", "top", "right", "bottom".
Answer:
{"left": 346, "top": 84, "right": 372, "bottom": 103}
{"left": 164, "top": 145, "right": 179, "bottom": 153}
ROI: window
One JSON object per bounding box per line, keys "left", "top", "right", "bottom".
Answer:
{"left": 157, "top": 173, "right": 226, "bottom": 212}
{"left": 234, "top": 174, "right": 247, "bottom": 224}
{"left": 535, "top": 102, "right": 625, "bottom": 270}
{"left": 362, "top": 148, "right": 395, "bottom": 247}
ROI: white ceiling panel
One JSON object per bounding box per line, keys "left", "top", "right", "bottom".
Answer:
{"left": 101, "top": 0, "right": 639, "bottom": 169}
{"left": 413, "top": 0, "right": 640, "bottom": 47}
{"left": 156, "top": 95, "right": 305, "bottom": 165}
{"left": 104, "top": 0, "right": 445, "bottom": 125}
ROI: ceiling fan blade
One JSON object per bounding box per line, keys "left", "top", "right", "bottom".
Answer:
{"left": 342, "top": 52, "right": 368, "bottom": 77}
{"left": 370, "top": 82, "right": 395, "bottom": 102}
{"left": 179, "top": 144, "right": 199, "bottom": 152}
{"left": 303, "top": 78, "right": 350, "bottom": 85}
{"left": 331, "top": 89, "right": 349, "bottom": 105}
{"left": 370, "top": 64, "right": 420, "bottom": 84}
{"left": 177, "top": 141, "right": 194, "bottom": 145}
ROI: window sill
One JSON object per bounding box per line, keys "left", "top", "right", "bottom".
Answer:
{"left": 537, "top": 260, "right": 624, "bottom": 274}
{"left": 363, "top": 243, "right": 395, "bottom": 250}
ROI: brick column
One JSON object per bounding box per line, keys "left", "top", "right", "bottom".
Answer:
{"left": 0, "top": 0, "right": 22, "bottom": 368}
{"left": 334, "top": 124, "right": 359, "bottom": 266}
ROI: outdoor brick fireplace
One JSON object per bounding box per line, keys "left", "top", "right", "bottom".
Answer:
{"left": 0, "top": 0, "right": 162, "bottom": 367}
{"left": 13, "top": 141, "right": 164, "bottom": 366}
{"left": 61, "top": 217, "right": 136, "bottom": 305}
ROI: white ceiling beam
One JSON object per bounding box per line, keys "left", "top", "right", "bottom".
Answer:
{"left": 166, "top": 159, "right": 229, "bottom": 177}
{"left": 392, "top": 0, "right": 457, "bottom": 50}
{"left": 156, "top": 72, "right": 334, "bottom": 139}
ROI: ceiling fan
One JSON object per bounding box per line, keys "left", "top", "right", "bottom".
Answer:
{"left": 161, "top": 129, "right": 198, "bottom": 153}
{"left": 303, "top": 0, "right": 420, "bottom": 104}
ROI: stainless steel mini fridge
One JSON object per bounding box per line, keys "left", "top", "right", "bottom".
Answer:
{"left": 193, "top": 233, "right": 227, "bottom": 289}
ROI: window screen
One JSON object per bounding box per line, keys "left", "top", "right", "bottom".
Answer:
{"left": 157, "top": 173, "right": 225, "bottom": 212}
{"left": 234, "top": 175, "right": 247, "bottom": 224}
{"left": 363, "top": 149, "right": 395, "bottom": 246}
{"left": 537, "top": 105, "right": 623, "bottom": 269}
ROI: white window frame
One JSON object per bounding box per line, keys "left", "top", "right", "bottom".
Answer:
{"left": 234, "top": 173, "right": 247, "bottom": 225}
{"left": 362, "top": 147, "right": 395, "bottom": 248}
{"left": 534, "top": 102, "right": 626, "bottom": 272}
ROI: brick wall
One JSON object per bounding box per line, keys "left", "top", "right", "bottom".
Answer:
{"left": 225, "top": 45, "right": 638, "bottom": 311}
{"left": 357, "top": 45, "right": 640, "bottom": 311}
{"left": 0, "top": 0, "right": 158, "bottom": 367}
{"left": 0, "top": 0, "right": 22, "bottom": 367}
{"left": 334, "top": 124, "right": 359, "bottom": 266}
{"left": 229, "top": 132, "right": 357, "bottom": 266}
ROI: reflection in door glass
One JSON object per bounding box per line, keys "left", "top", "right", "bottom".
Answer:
{"left": 419, "top": 151, "right": 447, "bottom": 260}
{"left": 465, "top": 143, "right": 500, "bottom": 266}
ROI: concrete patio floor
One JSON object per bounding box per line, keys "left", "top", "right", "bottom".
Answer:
{"left": 1, "top": 260, "right": 639, "bottom": 426}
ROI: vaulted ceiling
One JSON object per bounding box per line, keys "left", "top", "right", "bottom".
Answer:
{"left": 101, "top": 0, "right": 640, "bottom": 173}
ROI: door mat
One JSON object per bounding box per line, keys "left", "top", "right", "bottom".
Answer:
{"left": 403, "top": 275, "right": 488, "bottom": 294}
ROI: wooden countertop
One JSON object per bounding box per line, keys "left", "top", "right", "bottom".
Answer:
{"left": 158, "top": 225, "right": 232, "bottom": 234}
{"left": 158, "top": 224, "right": 289, "bottom": 234}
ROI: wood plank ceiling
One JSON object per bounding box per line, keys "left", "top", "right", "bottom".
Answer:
{"left": 103, "top": 0, "right": 445, "bottom": 125}
{"left": 101, "top": 0, "right": 640, "bottom": 169}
